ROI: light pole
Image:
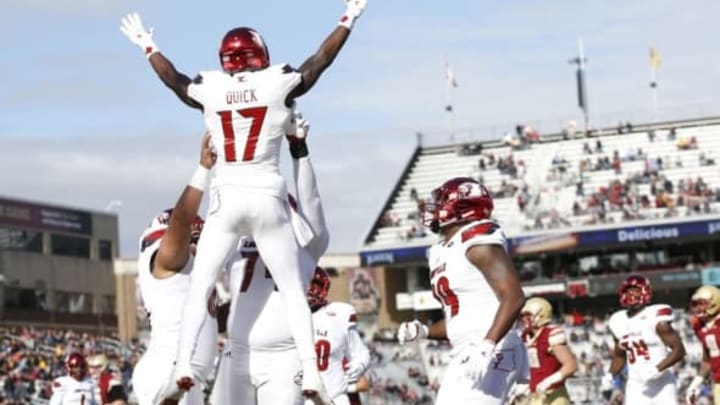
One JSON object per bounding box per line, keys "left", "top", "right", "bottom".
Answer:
{"left": 569, "top": 39, "right": 589, "bottom": 135}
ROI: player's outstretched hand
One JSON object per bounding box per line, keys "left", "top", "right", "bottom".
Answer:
{"left": 200, "top": 132, "right": 217, "bottom": 169}
{"left": 463, "top": 338, "right": 495, "bottom": 381}
{"left": 120, "top": 12, "right": 159, "bottom": 57}
{"left": 287, "top": 111, "right": 310, "bottom": 142}
{"left": 339, "top": 0, "right": 367, "bottom": 29}
{"left": 345, "top": 359, "right": 366, "bottom": 381}
{"left": 397, "top": 320, "right": 428, "bottom": 344}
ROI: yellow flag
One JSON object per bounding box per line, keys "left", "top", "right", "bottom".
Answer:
{"left": 650, "top": 46, "right": 661, "bottom": 70}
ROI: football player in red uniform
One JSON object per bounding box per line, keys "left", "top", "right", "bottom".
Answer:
{"left": 396, "top": 177, "right": 526, "bottom": 405}
{"left": 607, "top": 275, "right": 685, "bottom": 404}
{"left": 520, "top": 297, "right": 577, "bottom": 405}
{"left": 687, "top": 285, "right": 720, "bottom": 404}
{"left": 88, "top": 354, "right": 127, "bottom": 405}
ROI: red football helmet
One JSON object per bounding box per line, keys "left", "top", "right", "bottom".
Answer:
{"left": 422, "top": 177, "right": 493, "bottom": 232}
{"left": 219, "top": 27, "right": 270, "bottom": 73}
{"left": 65, "top": 352, "right": 88, "bottom": 381}
{"left": 307, "top": 267, "right": 330, "bottom": 311}
{"left": 619, "top": 275, "right": 652, "bottom": 309}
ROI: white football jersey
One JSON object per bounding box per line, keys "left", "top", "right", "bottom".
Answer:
{"left": 312, "top": 302, "right": 358, "bottom": 400}
{"left": 226, "top": 236, "right": 314, "bottom": 351}
{"left": 136, "top": 229, "right": 217, "bottom": 378}
{"left": 427, "top": 220, "right": 508, "bottom": 347}
{"left": 187, "top": 65, "right": 302, "bottom": 197}
{"left": 608, "top": 304, "right": 674, "bottom": 382}
{"left": 49, "top": 375, "right": 96, "bottom": 405}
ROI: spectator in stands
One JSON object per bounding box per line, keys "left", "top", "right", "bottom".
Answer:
{"left": 410, "top": 188, "right": 418, "bottom": 201}
{"left": 647, "top": 129, "right": 656, "bottom": 142}
{"left": 611, "top": 151, "right": 622, "bottom": 174}
{"left": 583, "top": 142, "right": 592, "bottom": 154}
{"left": 677, "top": 135, "right": 698, "bottom": 150}
{"left": 595, "top": 139, "right": 603, "bottom": 153}
{"left": 524, "top": 126, "right": 541, "bottom": 143}
{"left": 667, "top": 127, "right": 677, "bottom": 140}
{"left": 503, "top": 132, "right": 521, "bottom": 149}
{"left": 700, "top": 152, "right": 715, "bottom": 166}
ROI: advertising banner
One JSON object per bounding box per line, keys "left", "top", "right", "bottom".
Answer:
{"left": 0, "top": 198, "right": 92, "bottom": 234}
{"left": 360, "top": 217, "right": 720, "bottom": 266}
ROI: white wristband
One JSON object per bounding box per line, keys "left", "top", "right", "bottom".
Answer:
{"left": 188, "top": 165, "right": 209, "bottom": 191}
{"left": 338, "top": 13, "right": 357, "bottom": 30}
{"left": 145, "top": 47, "right": 159, "bottom": 58}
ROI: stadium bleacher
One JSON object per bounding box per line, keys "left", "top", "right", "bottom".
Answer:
{"left": 363, "top": 119, "right": 720, "bottom": 250}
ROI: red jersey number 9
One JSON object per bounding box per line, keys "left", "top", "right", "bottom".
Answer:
{"left": 432, "top": 276, "right": 459, "bottom": 317}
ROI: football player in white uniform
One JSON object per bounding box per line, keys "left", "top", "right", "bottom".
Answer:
{"left": 120, "top": 2, "right": 366, "bottom": 401}
{"left": 50, "top": 353, "right": 97, "bottom": 405}
{"left": 209, "top": 113, "right": 331, "bottom": 405}
{"left": 306, "top": 268, "right": 371, "bottom": 405}
{"left": 607, "top": 275, "right": 686, "bottom": 405}
{"left": 132, "top": 133, "right": 218, "bottom": 405}
{"left": 396, "top": 177, "right": 527, "bottom": 405}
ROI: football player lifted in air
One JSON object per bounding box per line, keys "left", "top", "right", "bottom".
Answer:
{"left": 120, "top": 2, "right": 367, "bottom": 402}
{"left": 132, "top": 133, "right": 218, "bottom": 405}
{"left": 607, "top": 275, "right": 686, "bottom": 405}
{"left": 306, "top": 267, "right": 371, "bottom": 405}
{"left": 520, "top": 297, "right": 577, "bottom": 405}
{"left": 88, "top": 354, "right": 128, "bottom": 405}
{"left": 396, "top": 177, "right": 527, "bottom": 405}
{"left": 687, "top": 285, "right": 720, "bottom": 404}
{"left": 209, "top": 112, "right": 331, "bottom": 405}
{"left": 50, "top": 353, "right": 96, "bottom": 405}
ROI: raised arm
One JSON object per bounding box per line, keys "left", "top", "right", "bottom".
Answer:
{"left": 286, "top": 0, "right": 367, "bottom": 104}
{"left": 120, "top": 13, "right": 202, "bottom": 109}
{"left": 153, "top": 133, "right": 216, "bottom": 277}
{"left": 287, "top": 112, "right": 329, "bottom": 259}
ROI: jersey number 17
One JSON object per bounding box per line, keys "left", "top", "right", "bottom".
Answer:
{"left": 217, "top": 107, "right": 268, "bottom": 162}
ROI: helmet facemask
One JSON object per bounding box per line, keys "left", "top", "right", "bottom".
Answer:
{"left": 307, "top": 268, "right": 330, "bottom": 311}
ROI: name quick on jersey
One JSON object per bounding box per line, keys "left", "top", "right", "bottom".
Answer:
{"left": 226, "top": 89, "right": 258, "bottom": 104}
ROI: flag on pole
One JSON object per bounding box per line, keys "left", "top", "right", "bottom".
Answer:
{"left": 445, "top": 61, "right": 458, "bottom": 88}
{"left": 649, "top": 45, "right": 661, "bottom": 88}
{"left": 649, "top": 46, "right": 661, "bottom": 71}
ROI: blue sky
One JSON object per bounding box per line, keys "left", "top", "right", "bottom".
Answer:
{"left": 1, "top": 0, "right": 719, "bottom": 256}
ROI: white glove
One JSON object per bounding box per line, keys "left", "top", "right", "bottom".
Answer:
{"left": 287, "top": 110, "right": 310, "bottom": 142}
{"left": 600, "top": 373, "right": 614, "bottom": 391}
{"left": 508, "top": 383, "right": 529, "bottom": 403}
{"left": 301, "top": 359, "right": 332, "bottom": 405}
{"left": 536, "top": 371, "right": 563, "bottom": 393}
{"left": 214, "top": 281, "right": 231, "bottom": 306}
{"left": 463, "top": 338, "right": 496, "bottom": 381}
{"left": 338, "top": 0, "right": 367, "bottom": 29}
{"left": 345, "top": 360, "right": 366, "bottom": 381}
{"left": 397, "top": 320, "right": 428, "bottom": 344}
{"left": 686, "top": 375, "right": 703, "bottom": 405}
{"left": 120, "top": 12, "right": 159, "bottom": 57}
